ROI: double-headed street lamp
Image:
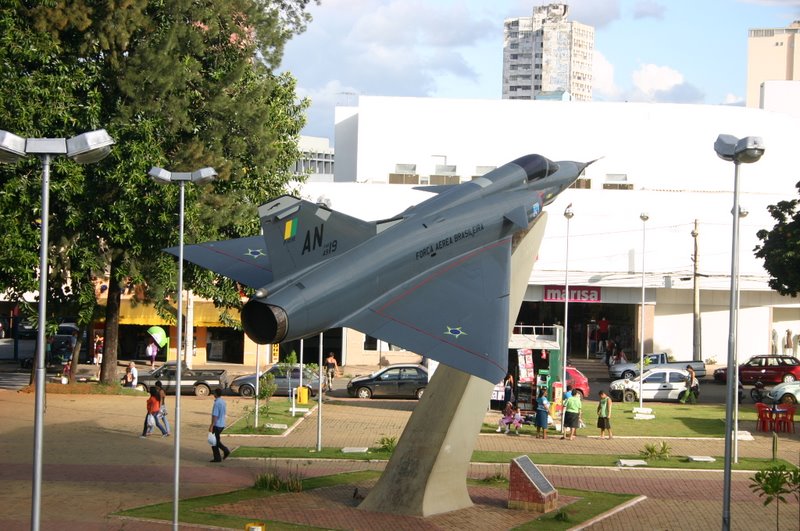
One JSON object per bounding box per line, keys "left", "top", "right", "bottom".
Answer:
{"left": 713, "top": 134, "right": 765, "bottom": 531}
{"left": 148, "top": 166, "right": 217, "bottom": 530}
{"left": 0, "top": 128, "right": 114, "bottom": 531}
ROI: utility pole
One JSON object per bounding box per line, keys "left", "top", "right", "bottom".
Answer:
{"left": 691, "top": 219, "right": 702, "bottom": 362}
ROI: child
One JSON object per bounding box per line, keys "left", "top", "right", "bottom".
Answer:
{"left": 510, "top": 406, "right": 524, "bottom": 435}
{"left": 597, "top": 390, "right": 613, "bottom": 439}
{"left": 496, "top": 401, "right": 514, "bottom": 433}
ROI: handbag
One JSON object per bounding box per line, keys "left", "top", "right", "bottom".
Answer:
{"left": 207, "top": 432, "right": 217, "bottom": 446}
{"left": 146, "top": 414, "right": 155, "bottom": 428}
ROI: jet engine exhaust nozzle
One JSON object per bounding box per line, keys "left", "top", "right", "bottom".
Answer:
{"left": 241, "top": 300, "right": 288, "bottom": 345}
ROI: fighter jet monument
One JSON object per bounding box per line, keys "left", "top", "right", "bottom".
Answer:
{"left": 174, "top": 153, "right": 589, "bottom": 515}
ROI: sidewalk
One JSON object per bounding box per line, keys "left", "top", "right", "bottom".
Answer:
{"left": 0, "top": 378, "right": 797, "bottom": 529}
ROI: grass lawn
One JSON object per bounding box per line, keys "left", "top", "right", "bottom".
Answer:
{"left": 483, "top": 402, "right": 760, "bottom": 438}
{"left": 232, "top": 445, "right": 793, "bottom": 471}
{"left": 115, "top": 470, "right": 635, "bottom": 530}
{"left": 226, "top": 397, "right": 311, "bottom": 435}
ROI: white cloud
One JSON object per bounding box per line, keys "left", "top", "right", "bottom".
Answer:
{"left": 567, "top": 0, "right": 623, "bottom": 28}
{"left": 629, "top": 64, "right": 704, "bottom": 103}
{"left": 723, "top": 93, "right": 745, "bottom": 105}
{"left": 592, "top": 50, "right": 621, "bottom": 100}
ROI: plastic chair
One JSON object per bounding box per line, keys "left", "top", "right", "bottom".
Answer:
{"left": 773, "top": 405, "right": 796, "bottom": 434}
{"left": 756, "top": 403, "right": 775, "bottom": 432}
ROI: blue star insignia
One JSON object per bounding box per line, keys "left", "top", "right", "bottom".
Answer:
{"left": 245, "top": 248, "right": 266, "bottom": 259}
{"left": 444, "top": 326, "right": 467, "bottom": 338}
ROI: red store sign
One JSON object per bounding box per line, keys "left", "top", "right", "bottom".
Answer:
{"left": 543, "top": 285, "right": 602, "bottom": 303}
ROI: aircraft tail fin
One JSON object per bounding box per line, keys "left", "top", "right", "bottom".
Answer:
{"left": 259, "top": 195, "right": 376, "bottom": 280}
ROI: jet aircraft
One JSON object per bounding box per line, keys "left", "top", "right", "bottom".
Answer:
{"left": 174, "top": 154, "right": 589, "bottom": 384}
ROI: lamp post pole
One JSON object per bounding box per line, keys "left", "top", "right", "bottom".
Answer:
{"left": 562, "top": 204, "right": 574, "bottom": 432}
{"left": 638, "top": 213, "right": 649, "bottom": 410}
{"left": 714, "top": 134, "right": 765, "bottom": 531}
{"left": 148, "top": 166, "right": 217, "bottom": 530}
{"left": 0, "top": 129, "right": 114, "bottom": 531}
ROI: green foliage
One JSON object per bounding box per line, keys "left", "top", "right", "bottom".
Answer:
{"left": 750, "top": 465, "right": 792, "bottom": 529}
{"left": 257, "top": 371, "right": 277, "bottom": 402}
{"left": 639, "top": 441, "right": 671, "bottom": 460}
{"left": 0, "top": 1, "right": 316, "bottom": 382}
{"left": 755, "top": 190, "right": 800, "bottom": 296}
{"left": 376, "top": 436, "right": 397, "bottom": 453}
{"left": 253, "top": 461, "right": 304, "bottom": 492}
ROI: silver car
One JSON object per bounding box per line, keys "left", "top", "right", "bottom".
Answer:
{"left": 230, "top": 364, "right": 320, "bottom": 398}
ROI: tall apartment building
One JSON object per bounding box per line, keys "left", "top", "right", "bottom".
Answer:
{"left": 746, "top": 21, "right": 800, "bottom": 108}
{"left": 502, "top": 3, "right": 594, "bottom": 101}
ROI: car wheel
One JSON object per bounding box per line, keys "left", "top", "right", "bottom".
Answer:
{"left": 623, "top": 390, "right": 636, "bottom": 402}
{"left": 782, "top": 374, "right": 797, "bottom": 383}
{"left": 357, "top": 387, "right": 372, "bottom": 399}
{"left": 415, "top": 387, "right": 425, "bottom": 400}
{"left": 622, "top": 370, "right": 635, "bottom": 380}
{"left": 239, "top": 385, "right": 254, "bottom": 398}
{"left": 781, "top": 394, "right": 798, "bottom": 405}
{"left": 136, "top": 384, "right": 148, "bottom": 393}
{"left": 194, "top": 384, "right": 210, "bottom": 397}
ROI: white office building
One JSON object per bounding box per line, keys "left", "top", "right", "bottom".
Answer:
{"left": 502, "top": 3, "right": 594, "bottom": 101}
{"left": 297, "top": 95, "right": 800, "bottom": 366}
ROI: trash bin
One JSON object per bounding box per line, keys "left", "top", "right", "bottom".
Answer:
{"left": 297, "top": 386, "right": 309, "bottom": 404}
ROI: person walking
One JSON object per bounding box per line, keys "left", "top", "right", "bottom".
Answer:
{"left": 597, "top": 390, "right": 613, "bottom": 439}
{"left": 146, "top": 337, "right": 158, "bottom": 368}
{"left": 535, "top": 387, "right": 550, "bottom": 439}
{"left": 324, "top": 352, "right": 339, "bottom": 392}
{"left": 154, "top": 380, "right": 171, "bottom": 437}
{"left": 129, "top": 361, "right": 138, "bottom": 388}
{"left": 503, "top": 371, "right": 515, "bottom": 404}
{"left": 681, "top": 365, "right": 699, "bottom": 404}
{"left": 209, "top": 388, "right": 230, "bottom": 462}
{"left": 141, "top": 388, "right": 167, "bottom": 437}
{"left": 561, "top": 391, "right": 582, "bottom": 440}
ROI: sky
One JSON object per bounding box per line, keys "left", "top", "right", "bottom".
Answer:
{"left": 279, "top": 0, "right": 800, "bottom": 144}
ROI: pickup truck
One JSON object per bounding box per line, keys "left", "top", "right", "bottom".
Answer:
{"left": 608, "top": 352, "right": 706, "bottom": 380}
{"left": 135, "top": 362, "right": 229, "bottom": 397}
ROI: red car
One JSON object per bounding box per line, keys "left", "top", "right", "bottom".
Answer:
{"left": 713, "top": 355, "right": 800, "bottom": 384}
{"left": 566, "top": 366, "right": 590, "bottom": 398}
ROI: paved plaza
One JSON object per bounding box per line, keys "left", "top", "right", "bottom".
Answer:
{"left": 0, "top": 371, "right": 798, "bottom": 529}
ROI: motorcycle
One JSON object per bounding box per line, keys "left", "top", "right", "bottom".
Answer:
{"left": 750, "top": 381, "right": 767, "bottom": 403}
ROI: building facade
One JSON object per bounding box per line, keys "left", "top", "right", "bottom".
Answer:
{"left": 502, "top": 3, "right": 594, "bottom": 102}
{"left": 746, "top": 21, "right": 800, "bottom": 108}
{"left": 317, "top": 95, "right": 800, "bottom": 367}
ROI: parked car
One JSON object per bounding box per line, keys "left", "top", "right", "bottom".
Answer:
{"left": 50, "top": 323, "right": 90, "bottom": 363}
{"left": 17, "top": 317, "right": 36, "bottom": 339}
{"left": 609, "top": 368, "right": 689, "bottom": 402}
{"left": 767, "top": 381, "right": 800, "bottom": 405}
{"left": 609, "top": 352, "right": 706, "bottom": 380}
{"left": 229, "top": 364, "right": 320, "bottom": 398}
{"left": 347, "top": 364, "right": 428, "bottom": 399}
{"left": 0, "top": 317, "right": 8, "bottom": 338}
{"left": 565, "top": 366, "right": 590, "bottom": 399}
{"left": 713, "top": 355, "right": 800, "bottom": 384}
{"left": 136, "top": 362, "right": 229, "bottom": 397}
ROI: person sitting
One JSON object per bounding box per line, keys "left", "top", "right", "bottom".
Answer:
{"left": 496, "top": 402, "right": 514, "bottom": 433}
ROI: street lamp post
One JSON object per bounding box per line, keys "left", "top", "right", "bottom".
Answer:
{"left": 734, "top": 205, "right": 748, "bottom": 465}
{"left": 0, "top": 129, "right": 114, "bottom": 531}
{"left": 713, "top": 134, "right": 765, "bottom": 531}
{"left": 562, "top": 204, "right": 574, "bottom": 432}
{"left": 149, "top": 166, "right": 217, "bottom": 531}
{"left": 638, "top": 213, "right": 649, "bottom": 410}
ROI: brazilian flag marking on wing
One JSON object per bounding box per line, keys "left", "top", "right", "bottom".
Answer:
{"left": 284, "top": 218, "right": 297, "bottom": 241}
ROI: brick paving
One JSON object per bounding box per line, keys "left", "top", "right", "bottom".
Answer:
{"left": 1, "top": 378, "right": 799, "bottom": 530}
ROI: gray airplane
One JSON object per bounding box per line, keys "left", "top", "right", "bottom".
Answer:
{"left": 174, "top": 154, "right": 589, "bottom": 384}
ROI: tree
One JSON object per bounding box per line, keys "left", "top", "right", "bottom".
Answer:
{"left": 0, "top": 1, "right": 315, "bottom": 383}
{"left": 755, "top": 186, "right": 800, "bottom": 297}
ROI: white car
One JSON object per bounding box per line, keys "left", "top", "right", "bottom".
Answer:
{"left": 610, "top": 368, "right": 689, "bottom": 402}
{"left": 767, "top": 381, "right": 800, "bottom": 405}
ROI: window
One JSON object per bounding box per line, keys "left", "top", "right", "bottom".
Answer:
{"left": 669, "top": 373, "right": 687, "bottom": 383}
{"left": 380, "top": 369, "right": 400, "bottom": 381}
{"left": 644, "top": 372, "right": 666, "bottom": 384}
{"left": 364, "top": 335, "right": 378, "bottom": 350}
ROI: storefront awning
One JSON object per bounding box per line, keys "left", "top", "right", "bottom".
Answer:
{"left": 102, "top": 299, "right": 240, "bottom": 328}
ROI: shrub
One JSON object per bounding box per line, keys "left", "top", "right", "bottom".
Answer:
{"left": 639, "top": 441, "right": 671, "bottom": 460}
{"left": 376, "top": 436, "right": 397, "bottom": 453}
{"left": 254, "top": 461, "right": 304, "bottom": 492}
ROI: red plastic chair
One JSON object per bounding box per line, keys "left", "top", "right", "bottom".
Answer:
{"left": 773, "top": 406, "right": 796, "bottom": 434}
{"left": 756, "top": 403, "right": 775, "bottom": 432}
